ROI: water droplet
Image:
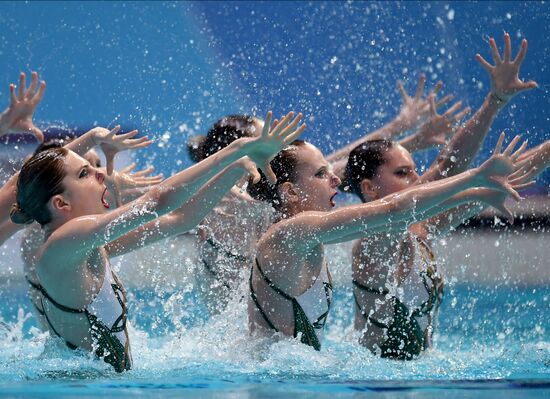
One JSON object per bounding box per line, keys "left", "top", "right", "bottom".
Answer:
{"left": 447, "top": 9, "right": 455, "bottom": 20}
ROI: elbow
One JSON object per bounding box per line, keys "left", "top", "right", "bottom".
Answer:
{"left": 140, "top": 186, "right": 163, "bottom": 213}
{"left": 387, "top": 194, "right": 419, "bottom": 223}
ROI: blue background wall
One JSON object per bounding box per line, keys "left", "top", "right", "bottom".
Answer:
{"left": 0, "top": 1, "right": 548, "bottom": 187}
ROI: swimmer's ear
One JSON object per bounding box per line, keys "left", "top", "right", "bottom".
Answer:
{"left": 279, "top": 181, "right": 299, "bottom": 203}
{"left": 360, "top": 179, "right": 378, "bottom": 201}
{"left": 50, "top": 195, "right": 71, "bottom": 213}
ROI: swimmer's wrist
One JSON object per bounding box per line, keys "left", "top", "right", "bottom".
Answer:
{"left": 0, "top": 110, "right": 11, "bottom": 134}
{"left": 469, "top": 168, "right": 485, "bottom": 185}
{"left": 227, "top": 137, "right": 248, "bottom": 155}
{"left": 488, "top": 92, "right": 509, "bottom": 109}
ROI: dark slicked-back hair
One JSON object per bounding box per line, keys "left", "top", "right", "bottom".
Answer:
{"left": 187, "top": 114, "right": 259, "bottom": 162}
{"left": 247, "top": 140, "right": 308, "bottom": 210}
{"left": 343, "top": 139, "right": 394, "bottom": 202}
{"left": 10, "top": 147, "right": 68, "bottom": 226}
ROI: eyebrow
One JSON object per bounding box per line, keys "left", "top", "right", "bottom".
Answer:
{"left": 316, "top": 164, "right": 333, "bottom": 175}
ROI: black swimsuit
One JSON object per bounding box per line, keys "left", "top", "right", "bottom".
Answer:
{"left": 249, "top": 259, "right": 333, "bottom": 351}
{"left": 354, "top": 236, "right": 444, "bottom": 360}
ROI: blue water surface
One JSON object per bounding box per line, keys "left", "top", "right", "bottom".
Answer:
{"left": 0, "top": 279, "right": 548, "bottom": 398}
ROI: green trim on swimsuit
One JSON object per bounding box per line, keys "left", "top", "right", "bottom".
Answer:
{"left": 27, "top": 275, "right": 132, "bottom": 372}
{"left": 353, "top": 236, "right": 443, "bottom": 360}
{"left": 250, "top": 259, "right": 331, "bottom": 351}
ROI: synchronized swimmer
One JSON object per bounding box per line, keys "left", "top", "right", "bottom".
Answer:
{"left": 0, "top": 33, "right": 548, "bottom": 371}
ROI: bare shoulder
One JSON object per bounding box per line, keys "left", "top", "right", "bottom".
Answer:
{"left": 409, "top": 222, "right": 429, "bottom": 241}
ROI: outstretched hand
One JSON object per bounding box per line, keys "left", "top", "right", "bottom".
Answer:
{"left": 103, "top": 165, "right": 163, "bottom": 208}
{"left": 117, "top": 163, "right": 164, "bottom": 187}
{"left": 475, "top": 33, "right": 538, "bottom": 104}
{"left": 0, "top": 72, "right": 46, "bottom": 142}
{"left": 396, "top": 74, "right": 453, "bottom": 131}
{"left": 92, "top": 126, "right": 153, "bottom": 175}
{"left": 476, "top": 132, "right": 532, "bottom": 200}
{"left": 238, "top": 111, "right": 306, "bottom": 183}
{"left": 411, "top": 94, "right": 471, "bottom": 148}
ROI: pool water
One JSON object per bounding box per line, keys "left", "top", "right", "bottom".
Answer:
{"left": 0, "top": 262, "right": 548, "bottom": 398}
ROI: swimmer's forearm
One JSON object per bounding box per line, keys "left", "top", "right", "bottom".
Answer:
{"left": 148, "top": 139, "right": 248, "bottom": 214}
{"left": 384, "top": 175, "right": 498, "bottom": 229}
{"left": 422, "top": 189, "right": 492, "bottom": 235}
{"left": 326, "top": 117, "right": 407, "bottom": 165}
{"left": 299, "top": 169, "right": 481, "bottom": 248}
{"left": 398, "top": 133, "right": 423, "bottom": 152}
{"left": 105, "top": 163, "right": 247, "bottom": 257}
{"left": 163, "top": 162, "right": 248, "bottom": 231}
{"left": 97, "top": 141, "right": 246, "bottom": 244}
{"left": 64, "top": 129, "right": 100, "bottom": 156}
{"left": 420, "top": 93, "right": 502, "bottom": 183}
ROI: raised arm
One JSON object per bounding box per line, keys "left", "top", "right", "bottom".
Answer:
{"left": 105, "top": 157, "right": 258, "bottom": 257}
{"left": 66, "top": 126, "right": 152, "bottom": 175}
{"left": 399, "top": 95, "right": 470, "bottom": 153}
{"left": 329, "top": 76, "right": 452, "bottom": 177}
{"left": 276, "top": 133, "right": 528, "bottom": 256}
{"left": 515, "top": 139, "right": 550, "bottom": 181}
{"left": 420, "top": 33, "right": 538, "bottom": 183}
{"left": 0, "top": 72, "right": 46, "bottom": 143}
{"left": 425, "top": 139, "right": 550, "bottom": 236}
{"left": 42, "top": 111, "right": 305, "bottom": 263}
{"left": 420, "top": 178, "right": 533, "bottom": 237}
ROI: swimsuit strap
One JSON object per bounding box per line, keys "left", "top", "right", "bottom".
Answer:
{"left": 250, "top": 259, "right": 323, "bottom": 351}
{"left": 200, "top": 234, "right": 248, "bottom": 289}
{"left": 249, "top": 262, "right": 280, "bottom": 332}
{"left": 352, "top": 279, "right": 390, "bottom": 295}
{"left": 201, "top": 258, "right": 232, "bottom": 290}
{"left": 411, "top": 273, "right": 440, "bottom": 318}
{"left": 108, "top": 270, "right": 129, "bottom": 334}
{"left": 31, "top": 300, "right": 46, "bottom": 316}
{"left": 205, "top": 235, "right": 249, "bottom": 263}
{"left": 353, "top": 291, "right": 390, "bottom": 329}
{"left": 254, "top": 259, "right": 294, "bottom": 301}
{"left": 24, "top": 276, "right": 84, "bottom": 314}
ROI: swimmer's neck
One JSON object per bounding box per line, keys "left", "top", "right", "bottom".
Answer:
{"left": 42, "top": 213, "right": 78, "bottom": 240}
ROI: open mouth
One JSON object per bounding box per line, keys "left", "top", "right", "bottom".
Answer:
{"left": 330, "top": 192, "right": 338, "bottom": 207}
{"left": 101, "top": 187, "right": 110, "bottom": 209}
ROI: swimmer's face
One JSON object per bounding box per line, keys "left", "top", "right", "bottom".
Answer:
{"left": 289, "top": 143, "right": 341, "bottom": 212}
{"left": 366, "top": 144, "right": 419, "bottom": 199}
{"left": 56, "top": 150, "right": 109, "bottom": 218}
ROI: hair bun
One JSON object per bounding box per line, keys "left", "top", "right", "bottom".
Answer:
{"left": 187, "top": 135, "right": 206, "bottom": 163}
{"left": 10, "top": 203, "right": 35, "bottom": 225}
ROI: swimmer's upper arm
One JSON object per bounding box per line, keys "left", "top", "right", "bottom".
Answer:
{"left": 42, "top": 189, "right": 164, "bottom": 262}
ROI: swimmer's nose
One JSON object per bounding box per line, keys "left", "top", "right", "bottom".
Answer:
{"left": 96, "top": 171, "right": 105, "bottom": 184}
{"left": 330, "top": 172, "right": 341, "bottom": 188}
